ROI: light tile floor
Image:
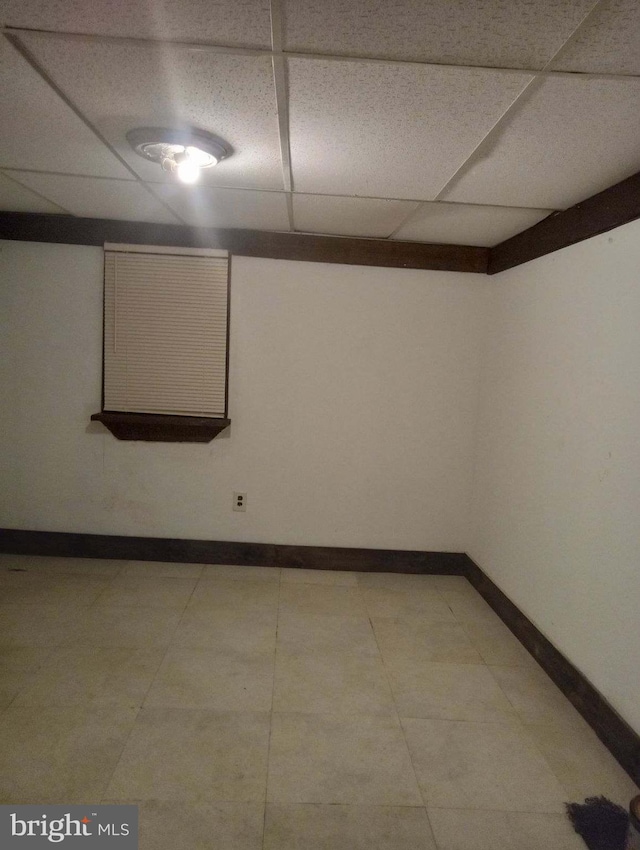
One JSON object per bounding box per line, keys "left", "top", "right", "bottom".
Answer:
{"left": 0, "top": 555, "right": 637, "bottom": 849}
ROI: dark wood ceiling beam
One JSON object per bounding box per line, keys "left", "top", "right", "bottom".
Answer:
{"left": 488, "top": 170, "right": 640, "bottom": 275}
{"left": 0, "top": 212, "right": 488, "bottom": 274}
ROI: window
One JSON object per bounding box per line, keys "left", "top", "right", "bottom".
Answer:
{"left": 92, "top": 243, "right": 231, "bottom": 442}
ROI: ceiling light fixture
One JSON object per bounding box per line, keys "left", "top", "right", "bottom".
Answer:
{"left": 126, "top": 127, "right": 230, "bottom": 185}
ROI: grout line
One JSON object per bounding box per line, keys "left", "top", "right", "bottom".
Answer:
{"left": 262, "top": 564, "right": 282, "bottom": 848}
{"left": 360, "top": 578, "right": 430, "bottom": 812}
{"left": 4, "top": 24, "right": 639, "bottom": 82}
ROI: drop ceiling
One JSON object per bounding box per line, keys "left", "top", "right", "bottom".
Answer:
{"left": 0, "top": 0, "right": 639, "bottom": 248}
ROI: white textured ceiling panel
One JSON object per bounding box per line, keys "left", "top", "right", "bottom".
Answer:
{"left": 288, "top": 58, "right": 532, "bottom": 200}
{"left": 0, "top": 37, "right": 130, "bottom": 178}
{"left": 293, "top": 194, "right": 419, "bottom": 237}
{"left": 283, "top": 0, "right": 596, "bottom": 69}
{"left": 0, "top": 171, "right": 66, "bottom": 213}
{"left": 11, "top": 172, "right": 181, "bottom": 223}
{"left": 392, "top": 202, "right": 553, "bottom": 246}
{"left": 2, "top": 0, "right": 271, "bottom": 48}
{"left": 443, "top": 75, "right": 640, "bottom": 210}
{"left": 152, "top": 185, "right": 290, "bottom": 230}
{"left": 550, "top": 0, "right": 640, "bottom": 76}
{"left": 22, "top": 34, "right": 283, "bottom": 190}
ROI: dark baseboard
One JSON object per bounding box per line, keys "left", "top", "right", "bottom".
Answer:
{"left": 0, "top": 528, "right": 467, "bottom": 574}
{"left": 464, "top": 555, "right": 640, "bottom": 786}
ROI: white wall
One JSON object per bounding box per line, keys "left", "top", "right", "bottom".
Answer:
{"left": 0, "top": 240, "right": 488, "bottom": 550}
{"left": 470, "top": 219, "right": 640, "bottom": 733}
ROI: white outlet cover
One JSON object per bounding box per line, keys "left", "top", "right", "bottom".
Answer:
{"left": 233, "top": 492, "right": 247, "bottom": 512}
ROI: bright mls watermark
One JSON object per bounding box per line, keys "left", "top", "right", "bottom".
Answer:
{"left": 1, "top": 806, "right": 138, "bottom": 848}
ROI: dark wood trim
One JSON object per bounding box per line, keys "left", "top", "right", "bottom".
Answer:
{"left": 0, "top": 528, "right": 467, "bottom": 574}
{"left": 463, "top": 555, "right": 640, "bottom": 785}
{"left": 489, "top": 170, "right": 640, "bottom": 274}
{"left": 0, "top": 212, "right": 489, "bottom": 274}
{"left": 91, "top": 412, "right": 231, "bottom": 442}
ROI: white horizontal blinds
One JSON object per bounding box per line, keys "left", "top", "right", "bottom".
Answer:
{"left": 103, "top": 248, "right": 229, "bottom": 417}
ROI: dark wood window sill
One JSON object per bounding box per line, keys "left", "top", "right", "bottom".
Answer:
{"left": 91, "top": 412, "right": 230, "bottom": 443}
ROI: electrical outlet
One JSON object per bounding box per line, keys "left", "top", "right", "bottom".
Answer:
{"left": 233, "top": 492, "right": 247, "bottom": 512}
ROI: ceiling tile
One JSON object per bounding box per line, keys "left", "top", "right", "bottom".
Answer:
{"left": 152, "top": 185, "right": 290, "bottom": 230}
{"left": 288, "top": 58, "right": 532, "bottom": 200}
{"left": 0, "top": 171, "right": 67, "bottom": 213}
{"left": 0, "top": 37, "right": 130, "bottom": 178}
{"left": 2, "top": 0, "right": 271, "bottom": 48}
{"left": 22, "top": 33, "right": 283, "bottom": 190}
{"left": 293, "top": 194, "right": 419, "bottom": 237}
{"left": 10, "top": 172, "right": 180, "bottom": 223}
{"left": 550, "top": 0, "right": 640, "bottom": 76}
{"left": 392, "top": 202, "right": 553, "bottom": 246}
{"left": 442, "top": 75, "right": 640, "bottom": 210}
{"left": 283, "top": 0, "right": 596, "bottom": 69}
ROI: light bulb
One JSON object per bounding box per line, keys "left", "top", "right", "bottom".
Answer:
{"left": 186, "top": 145, "right": 216, "bottom": 167}
{"left": 176, "top": 157, "right": 200, "bottom": 184}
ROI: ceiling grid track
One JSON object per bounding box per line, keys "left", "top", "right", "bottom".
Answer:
{"left": 269, "top": 0, "right": 295, "bottom": 232}
{"left": 0, "top": 168, "right": 71, "bottom": 215}
{"left": 432, "top": 0, "right": 609, "bottom": 203}
{"left": 2, "top": 30, "right": 189, "bottom": 226}
{"left": 1, "top": 0, "right": 638, "bottom": 250}
{"left": 5, "top": 24, "right": 639, "bottom": 82}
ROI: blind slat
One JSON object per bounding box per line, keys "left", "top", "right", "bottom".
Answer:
{"left": 104, "top": 249, "right": 229, "bottom": 417}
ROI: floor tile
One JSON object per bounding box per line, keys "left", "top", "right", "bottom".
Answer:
{"left": 357, "top": 573, "right": 444, "bottom": 591}
{"left": 0, "top": 573, "right": 110, "bottom": 605}
{"left": 389, "top": 659, "right": 515, "bottom": 722}
{"left": 526, "top": 722, "right": 640, "bottom": 806}
{"left": 107, "top": 800, "right": 265, "bottom": 850}
{"left": 0, "top": 646, "right": 54, "bottom": 673}
{"left": 106, "top": 708, "right": 270, "bottom": 802}
{"left": 144, "top": 646, "right": 274, "bottom": 711}
{"left": 276, "top": 613, "right": 379, "bottom": 656}
{"left": 362, "top": 587, "right": 456, "bottom": 620}
{"left": 429, "top": 576, "right": 477, "bottom": 595}
{"left": 120, "top": 560, "right": 204, "bottom": 579}
{"left": 0, "top": 670, "right": 34, "bottom": 711}
{"left": 461, "top": 620, "right": 535, "bottom": 665}
{"left": 489, "top": 664, "right": 588, "bottom": 726}
{"left": 173, "top": 609, "right": 277, "bottom": 652}
{"left": 438, "top": 589, "right": 502, "bottom": 623}
{"left": 0, "top": 604, "right": 87, "bottom": 647}
{"left": 0, "top": 703, "right": 138, "bottom": 802}
{"left": 281, "top": 568, "right": 358, "bottom": 586}
{"left": 95, "top": 576, "right": 197, "bottom": 609}
{"left": 13, "top": 645, "right": 165, "bottom": 708}
{"left": 0, "top": 555, "right": 123, "bottom": 577}
{"left": 427, "top": 808, "right": 585, "bottom": 850}
{"left": 62, "top": 607, "right": 182, "bottom": 648}
{"left": 267, "top": 713, "right": 422, "bottom": 805}
{"left": 264, "top": 803, "right": 437, "bottom": 850}
{"left": 402, "top": 718, "right": 567, "bottom": 811}
{"left": 273, "top": 650, "right": 395, "bottom": 715}
{"left": 201, "top": 564, "right": 280, "bottom": 582}
{"left": 187, "top": 579, "right": 279, "bottom": 614}
{"left": 372, "top": 618, "right": 483, "bottom": 664}
{"left": 278, "top": 585, "right": 367, "bottom": 617}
